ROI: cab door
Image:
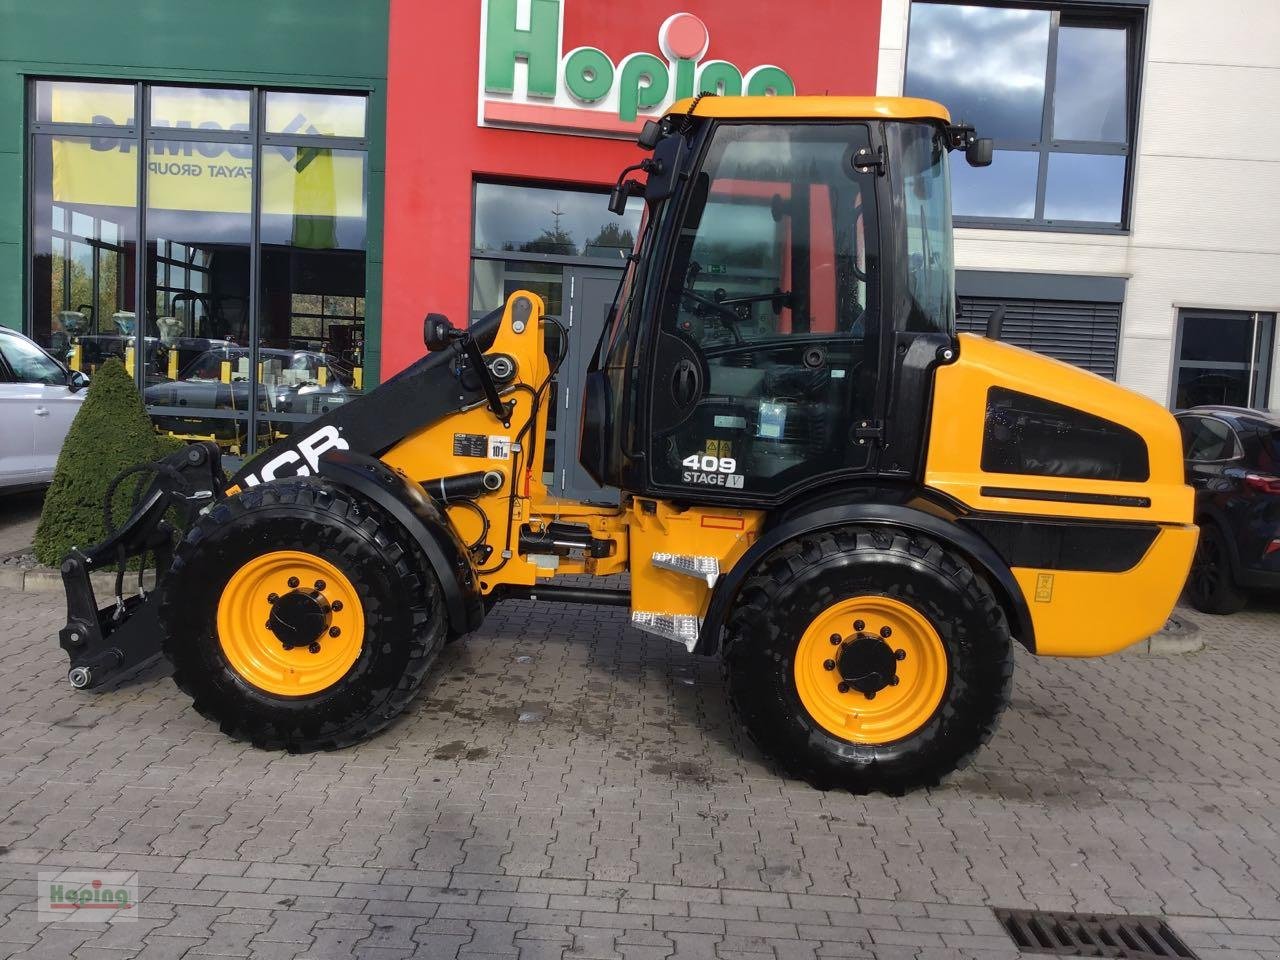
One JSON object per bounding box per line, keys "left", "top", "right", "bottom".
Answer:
{"left": 644, "top": 122, "right": 883, "bottom": 503}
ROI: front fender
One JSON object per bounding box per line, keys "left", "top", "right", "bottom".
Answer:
{"left": 315, "top": 450, "right": 484, "bottom": 635}
{"left": 696, "top": 500, "right": 1035, "bottom": 656}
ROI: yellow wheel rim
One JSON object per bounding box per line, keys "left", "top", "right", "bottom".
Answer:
{"left": 216, "top": 550, "right": 365, "bottom": 696}
{"left": 793, "top": 596, "right": 948, "bottom": 744}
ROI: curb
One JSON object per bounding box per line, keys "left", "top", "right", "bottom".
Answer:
{"left": 0, "top": 564, "right": 156, "bottom": 595}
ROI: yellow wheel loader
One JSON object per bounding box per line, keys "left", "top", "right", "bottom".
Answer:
{"left": 57, "top": 96, "right": 1196, "bottom": 792}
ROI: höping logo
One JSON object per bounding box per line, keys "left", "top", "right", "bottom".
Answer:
{"left": 480, "top": 0, "right": 796, "bottom": 138}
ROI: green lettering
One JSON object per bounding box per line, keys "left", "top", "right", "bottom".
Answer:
{"left": 618, "top": 53, "right": 669, "bottom": 123}
{"left": 674, "top": 58, "right": 696, "bottom": 100}
{"left": 746, "top": 66, "right": 796, "bottom": 97}
{"left": 698, "top": 61, "right": 743, "bottom": 97}
{"left": 564, "top": 47, "right": 614, "bottom": 103}
{"left": 483, "top": 0, "right": 560, "bottom": 98}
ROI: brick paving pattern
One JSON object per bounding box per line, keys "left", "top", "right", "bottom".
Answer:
{"left": 0, "top": 583, "right": 1278, "bottom": 958}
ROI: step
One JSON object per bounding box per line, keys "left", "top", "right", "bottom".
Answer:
{"left": 631, "top": 612, "right": 700, "bottom": 651}
{"left": 650, "top": 552, "right": 720, "bottom": 587}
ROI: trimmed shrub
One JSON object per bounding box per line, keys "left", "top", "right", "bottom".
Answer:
{"left": 34, "top": 359, "right": 186, "bottom": 566}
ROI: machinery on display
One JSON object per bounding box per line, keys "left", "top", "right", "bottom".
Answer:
{"left": 55, "top": 96, "right": 1196, "bottom": 792}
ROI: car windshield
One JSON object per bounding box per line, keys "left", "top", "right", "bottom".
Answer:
{"left": 0, "top": 331, "right": 67, "bottom": 385}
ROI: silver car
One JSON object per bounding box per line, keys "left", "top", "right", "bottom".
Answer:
{"left": 0, "top": 327, "right": 88, "bottom": 490}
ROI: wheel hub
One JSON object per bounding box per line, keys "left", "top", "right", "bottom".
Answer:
{"left": 836, "top": 633, "right": 901, "bottom": 697}
{"left": 267, "top": 587, "right": 332, "bottom": 651}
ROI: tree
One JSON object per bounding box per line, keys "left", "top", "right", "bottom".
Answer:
{"left": 34, "top": 359, "right": 185, "bottom": 567}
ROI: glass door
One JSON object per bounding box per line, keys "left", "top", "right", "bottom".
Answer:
{"left": 1173, "top": 310, "right": 1275, "bottom": 410}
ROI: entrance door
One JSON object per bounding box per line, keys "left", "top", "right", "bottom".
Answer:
{"left": 558, "top": 267, "right": 623, "bottom": 503}
{"left": 1173, "top": 310, "right": 1275, "bottom": 409}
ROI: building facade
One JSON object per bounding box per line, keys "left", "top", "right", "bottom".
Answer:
{"left": 2, "top": 0, "right": 1277, "bottom": 488}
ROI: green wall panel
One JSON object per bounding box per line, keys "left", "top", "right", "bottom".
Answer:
{"left": 0, "top": 242, "right": 20, "bottom": 330}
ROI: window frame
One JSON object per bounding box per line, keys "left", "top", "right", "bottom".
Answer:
{"left": 904, "top": 0, "right": 1147, "bottom": 234}
{"left": 1171, "top": 309, "right": 1276, "bottom": 411}
{"left": 1177, "top": 414, "right": 1244, "bottom": 464}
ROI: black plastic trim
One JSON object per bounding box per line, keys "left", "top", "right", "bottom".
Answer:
{"left": 698, "top": 500, "right": 1036, "bottom": 656}
{"left": 316, "top": 451, "right": 484, "bottom": 635}
{"left": 962, "top": 515, "right": 1159, "bottom": 573}
{"left": 981, "top": 486, "right": 1151, "bottom": 508}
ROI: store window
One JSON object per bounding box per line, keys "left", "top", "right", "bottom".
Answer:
{"left": 904, "top": 1, "right": 1143, "bottom": 229}
{"left": 1173, "top": 310, "right": 1274, "bottom": 410}
{"left": 28, "top": 79, "right": 369, "bottom": 455}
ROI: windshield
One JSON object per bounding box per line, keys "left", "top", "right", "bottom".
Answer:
{"left": 892, "top": 123, "right": 955, "bottom": 333}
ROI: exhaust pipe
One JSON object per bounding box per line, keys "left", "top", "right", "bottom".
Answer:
{"left": 422, "top": 470, "right": 505, "bottom": 503}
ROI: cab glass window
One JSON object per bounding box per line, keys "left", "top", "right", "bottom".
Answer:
{"left": 894, "top": 122, "right": 954, "bottom": 333}
{"left": 648, "top": 122, "right": 881, "bottom": 498}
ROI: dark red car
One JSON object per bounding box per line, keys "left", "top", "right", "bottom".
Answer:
{"left": 1177, "top": 406, "right": 1280, "bottom": 613}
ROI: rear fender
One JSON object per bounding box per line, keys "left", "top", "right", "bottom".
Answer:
{"left": 315, "top": 450, "right": 484, "bottom": 635}
{"left": 697, "top": 500, "right": 1035, "bottom": 656}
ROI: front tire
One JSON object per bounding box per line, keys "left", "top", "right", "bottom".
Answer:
{"left": 159, "top": 478, "right": 446, "bottom": 751}
{"left": 724, "top": 526, "right": 1012, "bottom": 793}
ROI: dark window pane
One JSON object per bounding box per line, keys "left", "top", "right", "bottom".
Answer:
{"left": 28, "top": 134, "right": 139, "bottom": 365}
{"left": 473, "top": 182, "right": 642, "bottom": 259}
{"left": 1175, "top": 368, "right": 1251, "bottom": 409}
{"left": 34, "top": 80, "right": 134, "bottom": 125}
{"left": 1180, "top": 417, "right": 1238, "bottom": 462}
{"left": 1053, "top": 26, "right": 1128, "bottom": 142}
{"left": 983, "top": 387, "right": 1150, "bottom": 482}
{"left": 264, "top": 91, "right": 366, "bottom": 138}
{"left": 150, "top": 86, "right": 251, "bottom": 131}
{"left": 1180, "top": 312, "right": 1255, "bottom": 363}
{"left": 905, "top": 4, "right": 1050, "bottom": 142}
{"left": 1044, "top": 153, "right": 1124, "bottom": 223}
{"left": 951, "top": 149, "right": 1038, "bottom": 219}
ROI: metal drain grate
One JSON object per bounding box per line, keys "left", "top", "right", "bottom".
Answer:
{"left": 995, "top": 909, "right": 1197, "bottom": 959}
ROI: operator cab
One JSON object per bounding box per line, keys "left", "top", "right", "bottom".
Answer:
{"left": 582, "top": 96, "right": 990, "bottom": 508}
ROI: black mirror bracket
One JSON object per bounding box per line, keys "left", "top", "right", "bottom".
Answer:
{"left": 947, "top": 121, "right": 993, "bottom": 168}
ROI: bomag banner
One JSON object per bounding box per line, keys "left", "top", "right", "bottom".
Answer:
{"left": 48, "top": 85, "right": 364, "bottom": 220}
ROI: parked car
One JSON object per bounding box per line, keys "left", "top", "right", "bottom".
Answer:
{"left": 1176, "top": 406, "right": 1280, "bottom": 613}
{"left": 0, "top": 326, "right": 88, "bottom": 491}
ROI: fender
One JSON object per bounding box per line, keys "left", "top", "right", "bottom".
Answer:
{"left": 696, "top": 499, "right": 1037, "bottom": 656}
{"left": 315, "top": 449, "right": 484, "bottom": 636}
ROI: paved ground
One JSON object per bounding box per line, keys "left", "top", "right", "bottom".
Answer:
{"left": 0, "top": 580, "right": 1279, "bottom": 959}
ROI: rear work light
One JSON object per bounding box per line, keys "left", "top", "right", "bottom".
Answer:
{"left": 1244, "top": 473, "right": 1280, "bottom": 495}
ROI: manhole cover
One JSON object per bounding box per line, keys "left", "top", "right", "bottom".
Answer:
{"left": 995, "top": 909, "right": 1196, "bottom": 959}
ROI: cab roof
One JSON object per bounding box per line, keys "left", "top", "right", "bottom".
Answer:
{"left": 666, "top": 95, "right": 951, "bottom": 124}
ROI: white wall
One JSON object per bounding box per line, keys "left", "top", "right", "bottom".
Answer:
{"left": 878, "top": 0, "right": 1280, "bottom": 408}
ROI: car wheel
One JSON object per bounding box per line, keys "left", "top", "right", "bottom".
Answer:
{"left": 1186, "top": 522, "right": 1248, "bottom": 615}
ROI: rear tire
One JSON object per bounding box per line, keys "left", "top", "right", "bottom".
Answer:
{"left": 159, "top": 478, "right": 446, "bottom": 751}
{"left": 1186, "top": 522, "right": 1248, "bottom": 615}
{"left": 724, "top": 526, "right": 1012, "bottom": 793}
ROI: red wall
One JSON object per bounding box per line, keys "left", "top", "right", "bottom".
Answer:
{"left": 382, "top": 0, "right": 883, "bottom": 378}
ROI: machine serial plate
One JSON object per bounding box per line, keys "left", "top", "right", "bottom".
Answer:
{"left": 453, "top": 433, "right": 487, "bottom": 458}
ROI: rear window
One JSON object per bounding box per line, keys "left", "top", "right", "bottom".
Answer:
{"left": 1262, "top": 429, "right": 1280, "bottom": 471}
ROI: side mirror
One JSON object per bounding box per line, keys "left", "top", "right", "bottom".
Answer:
{"left": 423, "top": 313, "right": 458, "bottom": 351}
{"left": 966, "top": 138, "right": 994, "bottom": 168}
{"left": 66, "top": 369, "right": 89, "bottom": 393}
{"left": 637, "top": 119, "right": 663, "bottom": 150}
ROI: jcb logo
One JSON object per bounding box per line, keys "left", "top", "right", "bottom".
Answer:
{"left": 241, "top": 426, "right": 350, "bottom": 487}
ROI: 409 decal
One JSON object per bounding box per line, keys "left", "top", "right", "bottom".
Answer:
{"left": 681, "top": 454, "right": 744, "bottom": 489}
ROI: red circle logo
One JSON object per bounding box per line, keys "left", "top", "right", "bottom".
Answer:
{"left": 660, "top": 13, "right": 710, "bottom": 62}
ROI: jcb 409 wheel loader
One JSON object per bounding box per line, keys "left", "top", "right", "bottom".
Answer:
{"left": 57, "top": 96, "right": 1196, "bottom": 792}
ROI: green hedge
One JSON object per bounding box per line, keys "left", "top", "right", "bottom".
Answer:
{"left": 34, "top": 359, "right": 185, "bottom": 567}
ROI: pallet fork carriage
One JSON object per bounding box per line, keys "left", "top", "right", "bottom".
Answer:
{"left": 58, "top": 96, "right": 1197, "bottom": 792}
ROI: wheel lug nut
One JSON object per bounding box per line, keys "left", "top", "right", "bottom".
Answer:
{"left": 895, "top": 649, "right": 906, "bottom": 661}
{"left": 287, "top": 577, "right": 299, "bottom": 588}
{"left": 829, "top": 633, "right": 842, "bottom": 645}
{"left": 889, "top": 676, "right": 900, "bottom": 686}
{"left": 865, "top": 690, "right": 876, "bottom": 700}
{"left": 329, "top": 627, "right": 341, "bottom": 638}
{"left": 331, "top": 601, "right": 344, "bottom": 612}
{"left": 314, "top": 580, "right": 326, "bottom": 591}
{"left": 823, "top": 659, "right": 836, "bottom": 671}
{"left": 267, "top": 593, "right": 279, "bottom": 604}
{"left": 308, "top": 642, "right": 321, "bottom": 654}
{"left": 853, "top": 620, "right": 865, "bottom": 631}
{"left": 837, "top": 681, "right": 851, "bottom": 693}
{"left": 880, "top": 626, "right": 892, "bottom": 638}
